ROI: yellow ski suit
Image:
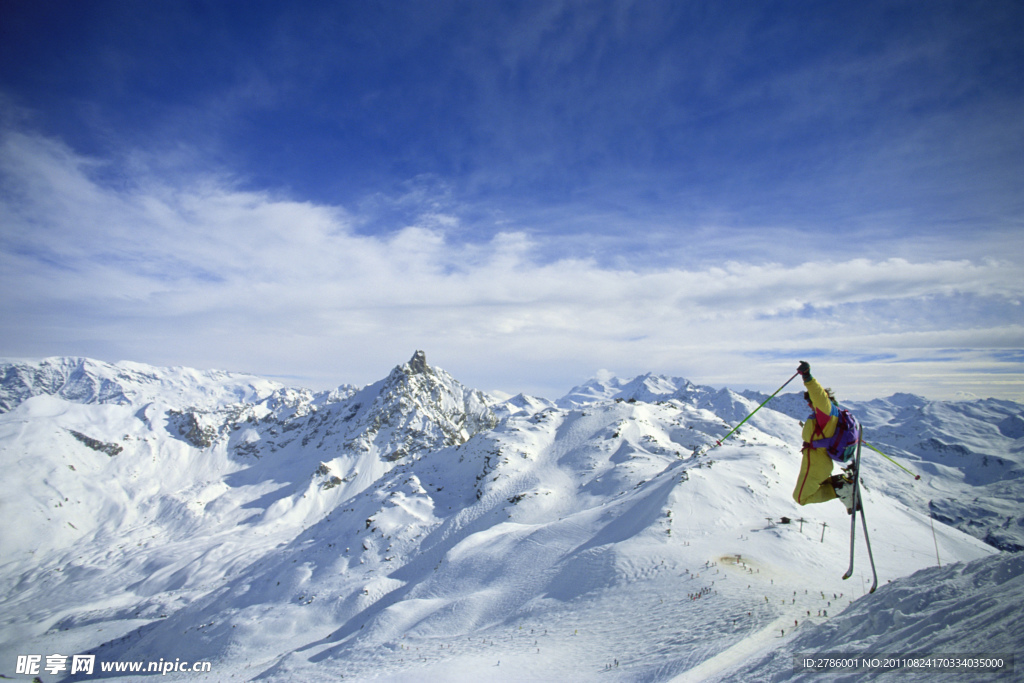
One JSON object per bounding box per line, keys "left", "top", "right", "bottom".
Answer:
{"left": 792, "top": 378, "right": 839, "bottom": 505}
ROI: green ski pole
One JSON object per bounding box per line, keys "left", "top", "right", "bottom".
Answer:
{"left": 715, "top": 371, "right": 800, "bottom": 447}
{"left": 861, "top": 440, "right": 921, "bottom": 480}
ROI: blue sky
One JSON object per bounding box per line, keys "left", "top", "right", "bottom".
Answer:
{"left": 1, "top": 0, "right": 1022, "bottom": 400}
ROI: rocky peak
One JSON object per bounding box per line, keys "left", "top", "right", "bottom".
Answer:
{"left": 344, "top": 351, "right": 498, "bottom": 460}
{"left": 407, "top": 350, "right": 429, "bottom": 375}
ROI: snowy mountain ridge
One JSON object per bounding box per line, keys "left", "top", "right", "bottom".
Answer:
{"left": 558, "top": 368, "right": 1024, "bottom": 552}
{"left": 0, "top": 356, "right": 285, "bottom": 414}
{"left": 0, "top": 353, "right": 1019, "bottom": 681}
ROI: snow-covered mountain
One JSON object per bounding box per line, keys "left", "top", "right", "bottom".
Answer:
{"left": 564, "top": 372, "right": 1024, "bottom": 550}
{"left": 0, "top": 356, "right": 1019, "bottom": 682}
{"left": 557, "top": 372, "right": 701, "bottom": 408}
{"left": 719, "top": 550, "right": 1023, "bottom": 682}
{"left": 0, "top": 356, "right": 283, "bottom": 413}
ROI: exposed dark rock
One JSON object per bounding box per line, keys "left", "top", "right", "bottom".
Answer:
{"left": 68, "top": 429, "right": 123, "bottom": 457}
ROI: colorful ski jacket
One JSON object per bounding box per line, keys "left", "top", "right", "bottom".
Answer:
{"left": 801, "top": 377, "right": 837, "bottom": 452}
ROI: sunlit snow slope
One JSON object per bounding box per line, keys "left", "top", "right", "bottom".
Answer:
{"left": 0, "top": 354, "right": 1015, "bottom": 682}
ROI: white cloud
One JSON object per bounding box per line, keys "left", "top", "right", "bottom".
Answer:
{"left": 2, "top": 129, "right": 1023, "bottom": 400}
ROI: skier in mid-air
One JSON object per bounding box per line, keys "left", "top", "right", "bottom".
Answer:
{"left": 792, "top": 361, "right": 856, "bottom": 513}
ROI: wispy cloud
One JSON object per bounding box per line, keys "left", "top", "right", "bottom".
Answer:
{"left": 2, "top": 128, "right": 1022, "bottom": 399}
{"left": 1, "top": 0, "right": 1021, "bottom": 399}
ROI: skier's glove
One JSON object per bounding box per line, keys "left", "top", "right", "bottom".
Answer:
{"left": 797, "top": 361, "right": 812, "bottom": 381}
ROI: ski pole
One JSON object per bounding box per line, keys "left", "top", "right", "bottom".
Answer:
{"left": 861, "top": 440, "right": 921, "bottom": 480}
{"left": 715, "top": 371, "right": 800, "bottom": 447}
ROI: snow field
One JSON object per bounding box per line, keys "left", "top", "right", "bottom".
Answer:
{"left": 0, "top": 357, "right": 1011, "bottom": 682}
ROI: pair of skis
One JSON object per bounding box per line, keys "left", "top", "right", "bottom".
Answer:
{"left": 842, "top": 430, "right": 878, "bottom": 593}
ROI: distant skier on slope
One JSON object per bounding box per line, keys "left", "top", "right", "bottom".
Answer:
{"left": 792, "top": 361, "right": 856, "bottom": 513}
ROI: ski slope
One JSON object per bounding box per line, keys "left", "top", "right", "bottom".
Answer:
{"left": 0, "top": 355, "right": 1016, "bottom": 681}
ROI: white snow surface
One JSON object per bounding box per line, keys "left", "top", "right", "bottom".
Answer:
{"left": 0, "top": 355, "right": 1019, "bottom": 682}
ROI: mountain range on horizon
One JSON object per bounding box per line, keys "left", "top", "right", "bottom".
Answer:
{"left": 0, "top": 351, "right": 1021, "bottom": 681}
